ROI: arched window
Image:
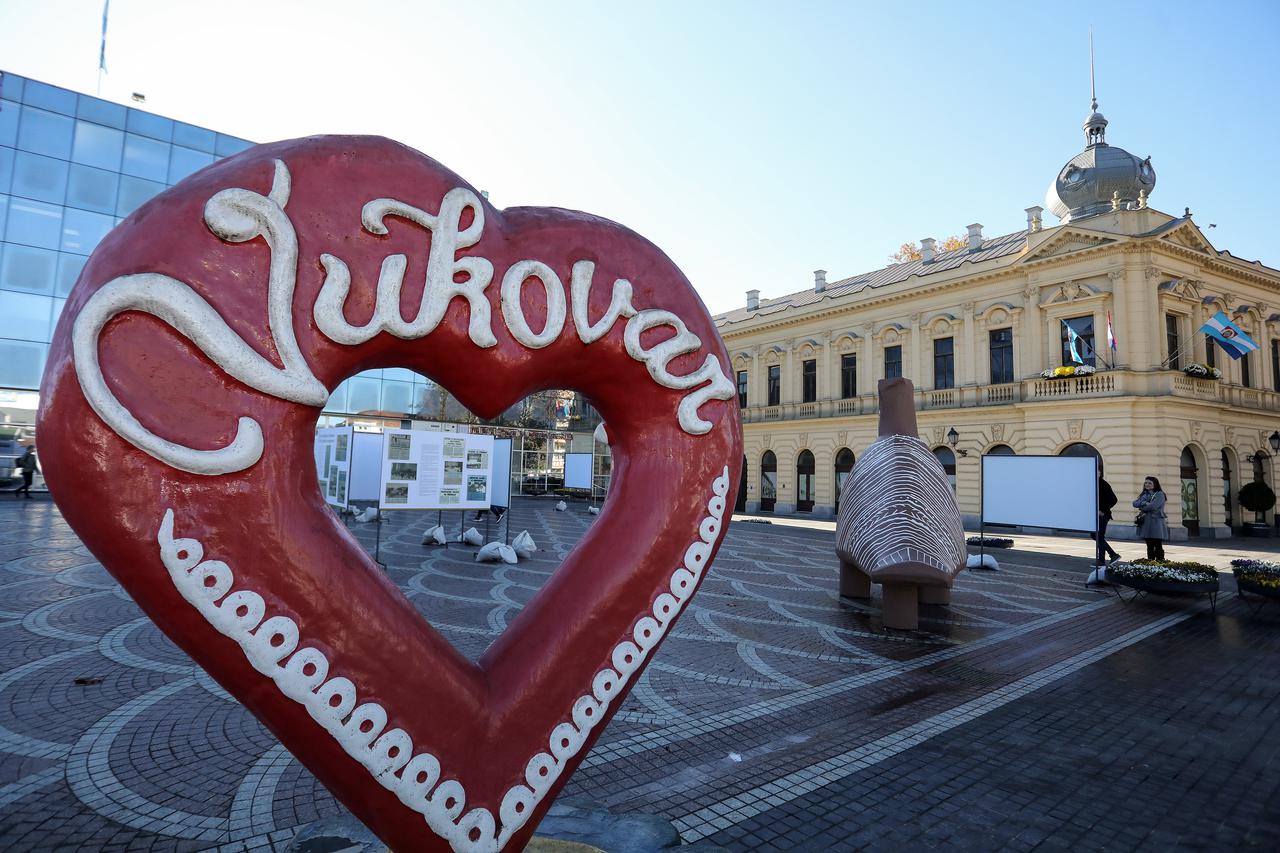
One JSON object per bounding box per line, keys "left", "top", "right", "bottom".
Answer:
{"left": 1059, "top": 442, "right": 1100, "bottom": 460}
{"left": 796, "top": 450, "right": 815, "bottom": 513}
{"left": 736, "top": 454, "right": 747, "bottom": 513}
{"left": 760, "top": 451, "right": 777, "bottom": 512}
{"left": 1180, "top": 446, "right": 1200, "bottom": 537}
{"left": 834, "top": 448, "right": 855, "bottom": 514}
{"left": 986, "top": 444, "right": 1015, "bottom": 456}
{"left": 933, "top": 447, "right": 957, "bottom": 491}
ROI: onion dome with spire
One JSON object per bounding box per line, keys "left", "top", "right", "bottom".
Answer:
{"left": 1045, "top": 95, "right": 1156, "bottom": 223}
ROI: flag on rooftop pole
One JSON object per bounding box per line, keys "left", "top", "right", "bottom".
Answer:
{"left": 1200, "top": 311, "right": 1258, "bottom": 360}
{"left": 99, "top": 1, "right": 110, "bottom": 73}
{"left": 1063, "top": 319, "right": 1085, "bottom": 364}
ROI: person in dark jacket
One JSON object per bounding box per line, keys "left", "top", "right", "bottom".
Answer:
{"left": 1093, "top": 465, "right": 1121, "bottom": 565}
{"left": 14, "top": 446, "right": 36, "bottom": 499}
{"left": 1133, "top": 476, "right": 1169, "bottom": 560}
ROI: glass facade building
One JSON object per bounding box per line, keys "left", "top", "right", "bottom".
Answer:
{"left": 0, "top": 71, "right": 607, "bottom": 497}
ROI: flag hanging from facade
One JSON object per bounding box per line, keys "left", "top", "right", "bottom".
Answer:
{"left": 1200, "top": 311, "right": 1258, "bottom": 360}
{"left": 1064, "top": 320, "right": 1085, "bottom": 364}
{"left": 1106, "top": 312, "right": 1117, "bottom": 352}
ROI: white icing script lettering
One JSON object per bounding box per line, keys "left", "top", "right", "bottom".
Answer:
{"left": 73, "top": 160, "right": 732, "bottom": 474}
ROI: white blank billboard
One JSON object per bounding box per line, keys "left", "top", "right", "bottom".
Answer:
{"left": 981, "top": 455, "right": 1097, "bottom": 532}
{"left": 491, "top": 439, "right": 512, "bottom": 508}
{"left": 564, "top": 453, "right": 593, "bottom": 490}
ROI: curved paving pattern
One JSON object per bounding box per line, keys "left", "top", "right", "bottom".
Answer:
{"left": 0, "top": 499, "right": 1277, "bottom": 851}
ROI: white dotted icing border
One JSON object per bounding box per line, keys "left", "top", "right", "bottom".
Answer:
{"left": 156, "top": 466, "right": 728, "bottom": 852}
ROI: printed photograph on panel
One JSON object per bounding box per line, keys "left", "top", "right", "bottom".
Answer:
{"left": 439, "top": 487, "right": 461, "bottom": 505}
{"left": 466, "top": 450, "right": 488, "bottom": 470}
{"left": 337, "top": 470, "right": 347, "bottom": 500}
{"left": 385, "top": 484, "right": 409, "bottom": 504}
{"left": 466, "top": 475, "right": 487, "bottom": 502}
{"left": 443, "top": 460, "right": 463, "bottom": 485}
{"left": 327, "top": 476, "right": 337, "bottom": 498}
{"left": 388, "top": 434, "right": 411, "bottom": 460}
{"left": 390, "top": 462, "right": 418, "bottom": 481}
{"left": 335, "top": 434, "right": 349, "bottom": 462}
{"left": 443, "top": 438, "right": 465, "bottom": 458}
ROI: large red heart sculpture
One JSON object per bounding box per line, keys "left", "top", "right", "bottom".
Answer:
{"left": 37, "top": 136, "right": 741, "bottom": 852}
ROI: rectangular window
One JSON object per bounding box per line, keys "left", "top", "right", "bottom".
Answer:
{"left": 801, "top": 359, "right": 816, "bottom": 403}
{"left": 933, "top": 337, "right": 955, "bottom": 389}
{"left": 884, "top": 345, "right": 902, "bottom": 379}
{"left": 989, "top": 328, "right": 1014, "bottom": 384}
{"left": 1242, "top": 352, "right": 1252, "bottom": 388}
{"left": 1166, "top": 314, "right": 1181, "bottom": 370}
{"left": 767, "top": 365, "right": 780, "bottom": 406}
{"left": 1061, "top": 316, "right": 1096, "bottom": 367}
{"left": 1205, "top": 335, "right": 1216, "bottom": 369}
{"left": 840, "top": 353, "right": 857, "bottom": 398}
{"left": 1273, "top": 341, "right": 1280, "bottom": 392}
{"left": 736, "top": 370, "right": 748, "bottom": 408}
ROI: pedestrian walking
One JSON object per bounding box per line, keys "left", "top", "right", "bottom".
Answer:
{"left": 1093, "top": 465, "right": 1121, "bottom": 565}
{"left": 1133, "top": 476, "right": 1168, "bottom": 560}
{"left": 14, "top": 445, "right": 36, "bottom": 499}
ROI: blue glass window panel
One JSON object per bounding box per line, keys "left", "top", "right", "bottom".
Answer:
{"left": 167, "top": 145, "right": 214, "bottom": 184}
{"left": 22, "top": 80, "right": 76, "bottom": 116}
{"left": 0, "top": 74, "right": 24, "bottom": 102}
{"left": 72, "top": 121, "right": 124, "bottom": 170}
{"left": 17, "top": 106, "right": 74, "bottom": 158}
{"left": 0, "top": 340, "right": 47, "bottom": 388}
{"left": 347, "top": 377, "right": 380, "bottom": 413}
{"left": 0, "top": 147, "right": 12, "bottom": 194}
{"left": 325, "top": 380, "right": 349, "bottom": 414}
{"left": 0, "top": 195, "right": 7, "bottom": 238}
{"left": 1, "top": 244, "right": 57, "bottom": 294}
{"left": 61, "top": 208, "right": 114, "bottom": 255}
{"left": 0, "top": 290, "right": 54, "bottom": 341}
{"left": 173, "top": 122, "right": 215, "bottom": 153}
{"left": 76, "top": 94, "right": 126, "bottom": 129}
{"left": 381, "top": 380, "right": 413, "bottom": 414}
{"left": 56, "top": 252, "right": 87, "bottom": 297}
{"left": 357, "top": 368, "right": 383, "bottom": 380}
{"left": 122, "top": 133, "right": 169, "bottom": 181}
{"left": 126, "top": 108, "right": 172, "bottom": 142}
{"left": 215, "top": 134, "right": 253, "bottom": 157}
{"left": 116, "top": 175, "right": 164, "bottom": 217}
{"left": 66, "top": 163, "right": 119, "bottom": 214}
{"left": 51, "top": 297, "right": 66, "bottom": 335}
{"left": 4, "top": 197, "right": 62, "bottom": 249}
{"left": 0, "top": 102, "right": 18, "bottom": 148}
{"left": 381, "top": 367, "right": 420, "bottom": 382}
{"left": 11, "top": 152, "right": 67, "bottom": 204}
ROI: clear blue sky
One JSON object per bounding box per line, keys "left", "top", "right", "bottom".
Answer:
{"left": 2, "top": 0, "right": 1277, "bottom": 315}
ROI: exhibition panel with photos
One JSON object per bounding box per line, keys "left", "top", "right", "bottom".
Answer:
{"left": 379, "top": 429, "right": 495, "bottom": 511}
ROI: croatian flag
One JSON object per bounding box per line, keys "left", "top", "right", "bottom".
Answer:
{"left": 1200, "top": 311, "right": 1258, "bottom": 360}
{"left": 1106, "top": 312, "right": 1117, "bottom": 352}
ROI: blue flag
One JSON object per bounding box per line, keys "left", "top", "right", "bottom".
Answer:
{"left": 1200, "top": 311, "right": 1258, "bottom": 360}
{"left": 1065, "top": 322, "right": 1085, "bottom": 364}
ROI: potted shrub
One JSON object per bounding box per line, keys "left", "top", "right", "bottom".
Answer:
{"left": 1230, "top": 559, "right": 1280, "bottom": 602}
{"left": 1182, "top": 363, "right": 1222, "bottom": 379}
{"left": 1107, "top": 559, "right": 1220, "bottom": 599}
{"left": 1238, "top": 481, "right": 1276, "bottom": 536}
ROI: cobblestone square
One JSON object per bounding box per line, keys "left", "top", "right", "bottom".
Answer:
{"left": 1, "top": 497, "right": 1277, "bottom": 851}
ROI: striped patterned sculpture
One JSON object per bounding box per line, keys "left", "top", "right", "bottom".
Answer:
{"left": 836, "top": 378, "right": 966, "bottom": 629}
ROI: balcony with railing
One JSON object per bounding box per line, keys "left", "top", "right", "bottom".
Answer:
{"left": 740, "top": 370, "right": 1280, "bottom": 424}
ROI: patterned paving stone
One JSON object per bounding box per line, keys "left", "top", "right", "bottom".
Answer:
{"left": 0, "top": 497, "right": 1277, "bottom": 851}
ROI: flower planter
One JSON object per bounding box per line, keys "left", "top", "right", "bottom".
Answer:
{"left": 1235, "top": 576, "right": 1280, "bottom": 600}
{"left": 1107, "top": 562, "right": 1220, "bottom": 611}
{"left": 1241, "top": 523, "right": 1273, "bottom": 538}
{"left": 1111, "top": 573, "right": 1219, "bottom": 596}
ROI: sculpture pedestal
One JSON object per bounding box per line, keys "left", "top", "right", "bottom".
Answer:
{"left": 919, "top": 586, "right": 951, "bottom": 605}
{"left": 839, "top": 560, "right": 871, "bottom": 599}
{"left": 881, "top": 583, "right": 919, "bottom": 630}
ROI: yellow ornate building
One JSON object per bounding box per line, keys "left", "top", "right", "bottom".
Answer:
{"left": 716, "top": 100, "right": 1280, "bottom": 540}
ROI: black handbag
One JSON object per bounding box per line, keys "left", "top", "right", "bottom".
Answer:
{"left": 1134, "top": 512, "right": 1144, "bottom": 526}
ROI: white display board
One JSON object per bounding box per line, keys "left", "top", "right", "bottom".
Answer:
{"left": 981, "top": 455, "right": 1097, "bottom": 532}
{"left": 490, "top": 438, "right": 513, "bottom": 508}
{"left": 313, "top": 426, "right": 354, "bottom": 509}
{"left": 564, "top": 452, "right": 593, "bottom": 490}
{"left": 349, "top": 431, "right": 384, "bottom": 502}
{"left": 378, "top": 429, "right": 495, "bottom": 511}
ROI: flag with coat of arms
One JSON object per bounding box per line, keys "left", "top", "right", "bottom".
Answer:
{"left": 1200, "top": 311, "right": 1258, "bottom": 360}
